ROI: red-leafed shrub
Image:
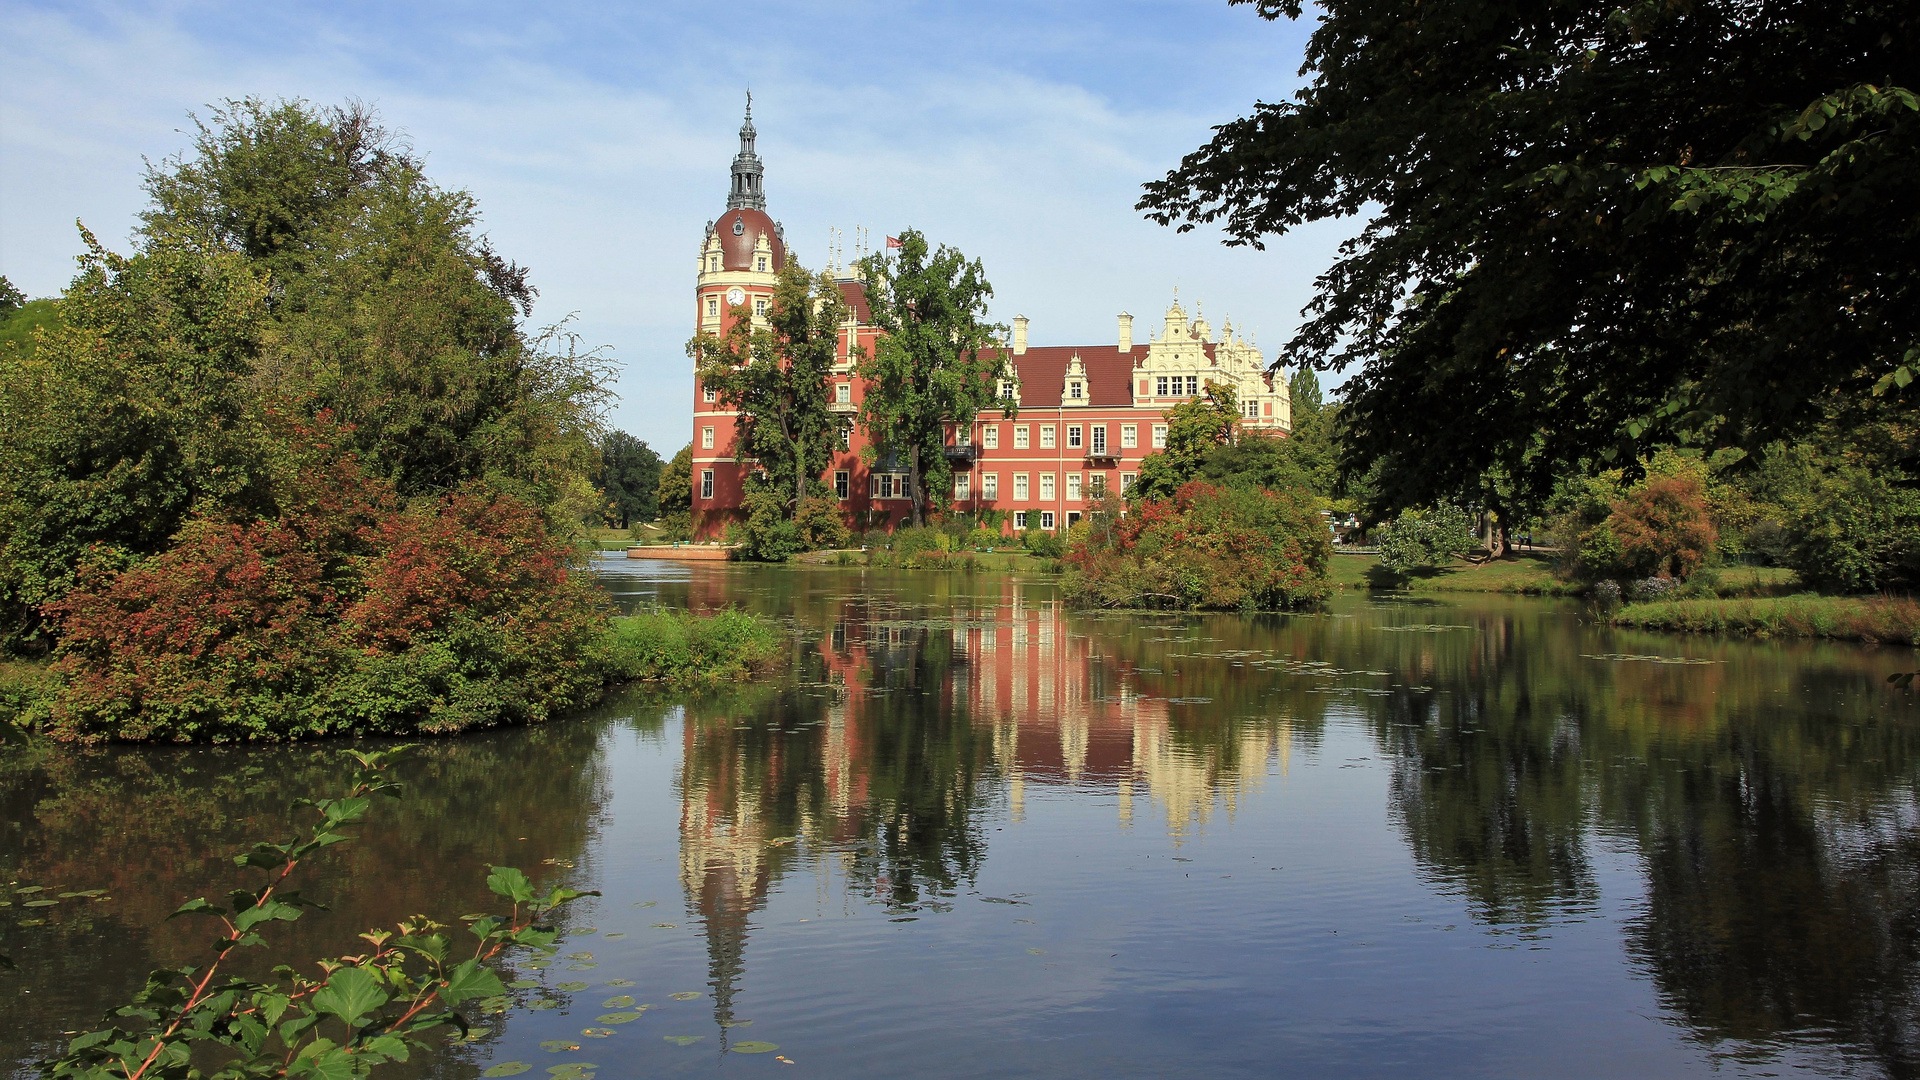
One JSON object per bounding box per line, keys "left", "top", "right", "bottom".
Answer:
{"left": 1064, "top": 482, "right": 1330, "bottom": 610}
{"left": 44, "top": 461, "right": 609, "bottom": 743}
{"left": 1597, "top": 474, "right": 1719, "bottom": 582}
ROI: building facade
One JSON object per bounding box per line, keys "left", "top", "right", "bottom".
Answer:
{"left": 690, "top": 105, "right": 1293, "bottom": 538}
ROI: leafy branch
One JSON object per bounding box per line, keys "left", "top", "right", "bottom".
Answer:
{"left": 42, "top": 746, "right": 596, "bottom": 1080}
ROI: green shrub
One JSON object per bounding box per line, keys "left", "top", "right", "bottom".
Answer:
{"left": 1376, "top": 503, "right": 1477, "bottom": 571}
{"left": 1064, "top": 480, "right": 1330, "bottom": 610}
{"left": 1783, "top": 467, "right": 1920, "bottom": 593}
{"left": 597, "top": 609, "right": 778, "bottom": 684}
{"left": 1022, "top": 527, "right": 1065, "bottom": 558}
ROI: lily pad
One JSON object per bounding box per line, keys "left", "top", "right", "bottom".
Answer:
{"left": 527, "top": 960, "right": 553, "bottom": 969}
{"left": 662, "top": 1036, "right": 704, "bottom": 1046}
{"left": 601, "top": 932, "right": 627, "bottom": 940}
{"left": 566, "top": 962, "right": 598, "bottom": 971}
{"left": 539, "top": 1042, "right": 579, "bottom": 1053}
{"left": 602, "top": 995, "right": 634, "bottom": 1008}
{"left": 731, "top": 1041, "right": 780, "bottom": 1054}
{"left": 529, "top": 1000, "right": 560, "bottom": 1011}
{"left": 720, "top": 1019, "right": 752, "bottom": 1028}
{"left": 15, "top": 886, "right": 43, "bottom": 894}
{"left": 633, "top": 901, "right": 657, "bottom": 908}
{"left": 603, "top": 979, "right": 635, "bottom": 987}
{"left": 547, "top": 1064, "right": 596, "bottom": 1076}
{"left": 459, "top": 913, "right": 489, "bottom": 921}
{"left": 564, "top": 951, "right": 595, "bottom": 961}
{"left": 650, "top": 923, "right": 678, "bottom": 929}
{"left": 1026, "top": 948, "right": 1045, "bottom": 955}
{"left": 556, "top": 982, "right": 590, "bottom": 992}
{"left": 573, "top": 927, "right": 598, "bottom": 935}
{"left": 507, "top": 980, "right": 541, "bottom": 989}
{"left": 60, "top": 889, "right": 106, "bottom": 898}
{"left": 668, "top": 992, "right": 703, "bottom": 1001}
{"left": 24, "top": 899, "right": 58, "bottom": 907}
{"left": 483, "top": 1063, "right": 531, "bottom": 1077}
{"left": 579, "top": 1028, "right": 613, "bottom": 1039}
{"left": 596, "top": 1013, "right": 641, "bottom": 1024}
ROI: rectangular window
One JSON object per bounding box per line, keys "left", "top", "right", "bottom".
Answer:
{"left": 702, "top": 426, "right": 715, "bottom": 449}
{"left": 955, "top": 475, "right": 970, "bottom": 500}
{"left": 754, "top": 298, "right": 768, "bottom": 316}
{"left": 835, "top": 470, "right": 850, "bottom": 499}
{"left": 1245, "top": 400, "right": 1260, "bottom": 419}
{"left": 1041, "top": 511, "right": 1055, "bottom": 531}
{"left": 1068, "top": 380, "right": 1083, "bottom": 400}
{"left": 984, "top": 425, "right": 999, "bottom": 449}
{"left": 1185, "top": 375, "right": 1199, "bottom": 396}
{"left": 1090, "top": 473, "right": 1107, "bottom": 496}
{"left": 700, "top": 470, "right": 714, "bottom": 499}
{"left": 703, "top": 387, "right": 717, "bottom": 403}
{"left": 1091, "top": 426, "right": 1107, "bottom": 454}
{"left": 707, "top": 298, "right": 719, "bottom": 317}
{"left": 836, "top": 382, "right": 851, "bottom": 403}
{"left": 982, "top": 473, "right": 998, "bottom": 499}
{"left": 1040, "top": 474, "right": 1056, "bottom": 500}
{"left": 1014, "top": 425, "right": 1030, "bottom": 449}
{"left": 1067, "top": 511, "right": 1081, "bottom": 528}
{"left": 1040, "top": 425, "right": 1056, "bottom": 449}
{"left": 1151, "top": 424, "right": 1168, "bottom": 449}
{"left": 1013, "top": 473, "right": 1029, "bottom": 500}
{"left": 1066, "top": 474, "right": 1081, "bottom": 501}
{"left": 756, "top": 256, "right": 768, "bottom": 272}
{"left": 1014, "top": 511, "right": 1028, "bottom": 529}
{"left": 1000, "top": 381, "right": 1016, "bottom": 400}
{"left": 1155, "top": 376, "right": 1168, "bottom": 396}
{"left": 1122, "top": 424, "right": 1137, "bottom": 449}
{"left": 957, "top": 425, "right": 972, "bottom": 446}
{"left": 1068, "top": 425, "right": 1082, "bottom": 449}
{"left": 1121, "top": 472, "right": 1136, "bottom": 493}
{"left": 839, "top": 425, "right": 851, "bottom": 450}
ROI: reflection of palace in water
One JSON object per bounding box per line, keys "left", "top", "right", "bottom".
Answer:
{"left": 674, "top": 579, "right": 1294, "bottom": 1024}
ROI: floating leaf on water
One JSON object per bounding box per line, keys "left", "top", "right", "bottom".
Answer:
{"left": 1026, "top": 948, "right": 1045, "bottom": 955}
{"left": 527, "top": 960, "right": 553, "bottom": 969}
{"left": 483, "top": 1063, "right": 531, "bottom": 1077}
{"left": 566, "top": 963, "right": 598, "bottom": 971}
{"left": 464, "top": 1027, "right": 491, "bottom": 1041}
{"left": 507, "top": 980, "right": 541, "bottom": 989}
{"left": 634, "top": 901, "right": 657, "bottom": 908}
{"left": 720, "top": 1019, "right": 751, "bottom": 1028}
{"left": 579, "top": 1029, "right": 613, "bottom": 1039}
{"left": 731, "top": 1042, "right": 779, "bottom": 1054}
{"left": 978, "top": 897, "right": 1026, "bottom": 905}
{"left": 564, "top": 951, "right": 595, "bottom": 960}
{"left": 601, "top": 932, "right": 627, "bottom": 940}
{"left": 596, "top": 1013, "right": 640, "bottom": 1024}
{"left": 547, "top": 1064, "right": 597, "bottom": 1075}
{"left": 18, "top": 918, "right": 44, "bottom": 926}
{"left": 650, "top": 923, "right": 678, "bottom": 929}
{"left": 668, "top": 992, "right": 702, "bottom": 1001}
{"left": 602, "top": 996, "right": 634, "bottom": 1008}
{"left": 603, "top": 979, "right": 635, "bottom": 987}
{"left": 529, "top": 1000, "right": 560, "bottom": 1011}
{"left": 539, "top": 1042, "right": 579, "bottom": 1053}
{"left": 662, "top": 1036, "right": 703, "bottom": 1046}
{"left": 1581, "top": 652, "right": 1719, "bottom": 666}
{"left": 59, "top": 889, "right": 106, "bottom": 898}
{"left": 24, "top": 899, "right": 56, "bottom": 907}
{"left": 573, "top": 927, "right": 598, "bottom": 935}
{"left": 459, "top": 913, "right": 488, "bottom": 921}
{"left": 0, "top": 901, "right": 10, "bottom": 907}
{"left": 15, "top": 886, "right": 43, "bottom": 894}
{"left": 556, "top": 981, "right": 590, "bottom": 992}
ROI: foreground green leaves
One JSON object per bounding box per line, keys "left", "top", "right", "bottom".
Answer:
{"left": 42, "top": 746, "right": 596, "bottom": 1080}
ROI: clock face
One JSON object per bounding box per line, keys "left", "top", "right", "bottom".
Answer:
{"left": 725, "top": 287, "right": 746, "bottom": 307}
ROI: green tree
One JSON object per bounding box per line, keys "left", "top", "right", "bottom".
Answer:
{"left": 0, "top": 275, "right": 23, "bottom": 318}
{"left": 854, "top": 229, "right": 1011, "bottom": 526}
{"left": 656, "top": 443, "right": 693, "bottom": 539}
{"left": 1140, "top": 0, "right": 1919, "bottom": 516}
{"left": 1130, "top": 381, "right": 1241, "bottom": 500}
{"left": 690, "top": 257, "right": 849, "bottom": 535}
{"left": 599, "top": 430, "right": 662, "bottom": 527}
{"left": 1375, "top": 503, "right": 1478, "bottom": 572}
{"left": 0, "top": 229, "right": 273, "bottom": 648}
{"left": 1287, "top": 366, "right": 1322, "bottom": 418}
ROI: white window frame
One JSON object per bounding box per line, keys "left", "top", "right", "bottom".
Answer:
{"left": 1041, "top": 511, "right": 1055, "bottom": 531}
{"left": 1014, "top": 511, "right": 1028, "bottom": 529}
{"left": 1122, "top": 424, "right": 1138, "bottom": 448}
{"left": 835, "top": 470, "right": 850, "bottom": 499}
{"left": 1091, "top": 425, "right": 1106, "bottom": 455}
{"left": 1014, "top": 425, "right": 1030, "bottom": 449}
{"left": 707, "top": 298, "right": 719, "bottom": 317}
{"left": 982, "top": 473, "right": 998, "bottom": 499}
{"left": 983, "top": 425, "right": 999, "bottom": 449}
{"left": 1040, "top": 473, "right": 1056, "bottom": 500}
{"left": 955, "top": 474, "right": 970, "bottom": 500}
{"left": 754, "top": 298, "right": 768, "bottom": 316}
{"left": 1090, "top": 473, "right": 1106, "bottom": 496}
{"left": 1068, "top": 425, "right": 1083, "bottom": 449}
{"left": 1013, "top": 473, "right": 1029, "bottom": 500}
{"left": 1155, "top": 376, "right": 1168, "bottom": 396}
{"left": 703, "top": 387, "right": 717, "bottom": 403}
{"left": 700, "top": 470, "right": 714, "bottom": 499}
{"left": 1066, "top": 473, "right": 1081, "bottom": 501}
{"left": 836, "top": 382, "right": 851, "bottom": 403}
{"left": 702, "top": 426, "right": 715, "bottom": 449}
{"left": 1151, "top": 424, "right": 1168, "bottom": 449}
{"left": 1040, "top": 425, "right": 1056, "bottom": 449}
{"left": 1121, "top": 472, "right": 1136, "bottom": 493}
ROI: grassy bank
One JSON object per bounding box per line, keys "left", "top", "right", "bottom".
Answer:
{"left": 1330, "top": 551, "right": 1586, "bottom": 595}
{"left": 599, "top": 609, "right": 781, "bottom": 684}
{"left": 793, "top": 548, "right": 1057, "bottom": 573}
{"left": 1611, "top": 594, "right": 1920, "bottom": 644}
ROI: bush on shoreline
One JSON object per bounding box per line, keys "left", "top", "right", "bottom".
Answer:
{"left": 598, "top": 609, "right": 780, "bottom": 685}
{"left": 1064, "top": 482, "right": 1330, "bottom": 611}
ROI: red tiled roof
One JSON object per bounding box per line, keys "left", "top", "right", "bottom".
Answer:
{"left": 711, "top": 208, "right": 785, "bottom": 272}
{"left": 990, "top": 342, "right": 1218, "bottom": 408}
{"left": 836, "top": 279, "right": 872, "bottom": 324}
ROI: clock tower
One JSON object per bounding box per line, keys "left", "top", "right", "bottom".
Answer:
{"left": 691, "top": 96, "right": 786, "bottom": 533}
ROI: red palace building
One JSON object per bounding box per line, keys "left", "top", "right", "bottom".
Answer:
{"left": 690, "top": 104, "right": 1293, "bottom": 539}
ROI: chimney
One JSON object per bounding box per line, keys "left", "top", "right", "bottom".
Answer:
{"left": 1117, "top": 312, "right": 1133, "bottom": 352}
{"left": 1012, "top": 315, "right": 1028, "bottom": 356}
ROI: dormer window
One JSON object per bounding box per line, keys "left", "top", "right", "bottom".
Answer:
{"left": 999, "top": 381, "right": 1017, "bottom": 400}
{"left": 1155, "top": 376, "right": 1168, "bottom": 396}
{"left": 757, "top": 256, "right": 768, "bottom": 272}
{"left": 1068, "top": 380, "right": 1083, "bottom": 400}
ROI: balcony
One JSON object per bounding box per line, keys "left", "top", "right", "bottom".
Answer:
{"left": 828, "top": 399, "right": 857, "bottom": 413}
{"left": 944, "top": 443, "right": 978, "bottom": 466}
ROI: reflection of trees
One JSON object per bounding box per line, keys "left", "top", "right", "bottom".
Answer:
{"left": 0, "top": 711, "right": 623, "bottom": 1074}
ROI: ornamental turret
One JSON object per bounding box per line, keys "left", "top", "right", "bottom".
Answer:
{"left": 727, "top": 94, "right": 766, "bottom": 211}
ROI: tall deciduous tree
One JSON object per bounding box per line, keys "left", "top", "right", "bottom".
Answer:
{"left": 1131, "top": 382, "right": 1242, "bottom": 500}
{"left": 599, "top": 431, "right": 662, "bottom": 527}
{"left": 855, "top": 230, "right": 1012, "bottom": 526}
{"left": 1140, "top": 0, "right": 1919, "bottom": 516}
{"left": 689, "top": 258, "right": 849, "bottom": 523}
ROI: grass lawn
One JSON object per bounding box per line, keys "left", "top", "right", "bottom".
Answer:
{"left": 1611, "top": 594, "right": 1920, "bottom": 644}
{"left": 1329, "top": 551, "right": 1584, "bottom": 595}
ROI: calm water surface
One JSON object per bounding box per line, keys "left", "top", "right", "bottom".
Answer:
{"left": 5, "top": 558, "right": 1920, "bottom": 1079}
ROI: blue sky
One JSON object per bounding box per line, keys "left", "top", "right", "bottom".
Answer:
{"left": 2, "top": 0, "right": 1355, "bottom": 451}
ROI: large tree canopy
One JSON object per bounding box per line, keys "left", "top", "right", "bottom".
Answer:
{"left": 1140, "top": 0, "right": 1918, "bottom": 514}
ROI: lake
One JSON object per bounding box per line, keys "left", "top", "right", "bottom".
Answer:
{"left": 5, "top": 556, "right": 1920, "bottom": 1079}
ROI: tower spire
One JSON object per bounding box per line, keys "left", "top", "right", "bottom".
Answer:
{"left": 727, "top": 92, "right": 766, "bottom": 211}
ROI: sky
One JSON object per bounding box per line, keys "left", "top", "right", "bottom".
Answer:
{"left": 1, "top": 0, "right": 1357, "bottom": 452}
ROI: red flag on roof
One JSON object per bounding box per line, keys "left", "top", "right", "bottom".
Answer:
{"left": 885, "top": 235, "right": 902, "bottom": 249}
